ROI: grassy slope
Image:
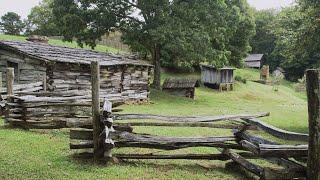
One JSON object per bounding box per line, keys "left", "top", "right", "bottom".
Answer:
{"left": 0, "top": 69, "right": 308, "bottom": 180}
{"left": 0, "top": 35, "right": 308, "bottom": 179}
{"left": 126, "top": 68, "right": 308, "bottom": 133}
{"left": 0, "top": 34, "right": 125, "bottom": 54}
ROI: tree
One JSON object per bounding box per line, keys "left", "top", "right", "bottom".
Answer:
{"left": 52, "top": 0, "right": 255, "bottom": 89}
{"left": 227, "top": 0, "right": 255, "bottom": 67}
{"left": 25, "top": 0, "right": 60, "bottom": 36}
{"left": 0, "top": 12, "right": 25, "bottom": 35}
{"left": 250, "top": 9, "right": 277, "bottom": 70}
{"left": 267, "top": 0, "right": 320, "bottom": 81}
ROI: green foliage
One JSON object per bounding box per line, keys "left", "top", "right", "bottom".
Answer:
{"left": 249, "top": 1, "right": 320, "bottom": 81}
{"left": 51, "top": 0, "right": 255, "bottom": 89}
{"left": 0, "top": 12, "right": 25, "bottom": 35}
{"left": 25, "top": 0, "right": 60, "bottom": 36}
{"left": 234, "top": 75, "right": 247, "bottom": 84}
{"left": 160, "top": 0, "right": 255, "bottom": 70}
{"left": 271, "top": 7, "right": 304, "bottom": 81}
{"left": 250, "top": 9, "right": 277, "bottom": 70}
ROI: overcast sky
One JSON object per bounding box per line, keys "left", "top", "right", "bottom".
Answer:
{"left": 0, "top": 0, "right": 295, "bottom": 19}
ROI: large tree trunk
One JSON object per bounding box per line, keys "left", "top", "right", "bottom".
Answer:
{"left": 152, "top": 44, "right": 161, "bottom": 90}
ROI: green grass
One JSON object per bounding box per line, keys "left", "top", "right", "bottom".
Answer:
{"left": 0, "top": 34, "right": 308, "bottom": 179}
{"left": 0, "top": 69, "right": 308, "bottom": 179}
{"left": 0, "top": 34, "right": 126, "bottom": 54}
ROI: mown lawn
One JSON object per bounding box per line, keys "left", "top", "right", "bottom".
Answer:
{"left": 0, "top": 68, "right": 308, "bottom": 179}
{"left": 0, "top": 34, "right": 125, "bottom": 54}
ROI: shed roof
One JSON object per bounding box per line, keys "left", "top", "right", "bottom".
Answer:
{"left": 0, "top": 40, "right": 152, "bottom": 67}
{"left": 162, "top": 78, "right": 198, "bottom": 89}
{"left": 200, "top": 64, "right": 235, "bottom": 70}
{"left": 245, "top": 54, "right": 264, "bottom": 62}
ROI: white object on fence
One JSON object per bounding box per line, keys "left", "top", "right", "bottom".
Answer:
{"left": 103, "top": 98, "right": 112, "bottom": 113}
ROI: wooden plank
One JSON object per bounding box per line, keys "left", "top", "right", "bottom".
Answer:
{"left": 70, "top": 129, "right": 242, "bottom": 150}
{"left": 306, "top": 69, "right": 320, "bottom": 180}
{"left": 242, "top": 118, "right": 308, "bottom": 141}
{"left": 91, "top": 61, "right": 104, "bottom": 162}
{"left": 259, "top": 144, "right": 308, "bottom": 158}
{"left": 223, "top": 149, "right": 263, "bottom": 177}
{"left": 114, "top": 112, "right": 270, "bottom": 123}
{"left": 116, "top": 122, "right": 256, "bottom": 130}
{"left": 114, "top": 152, "right": 257, "bottom": 160}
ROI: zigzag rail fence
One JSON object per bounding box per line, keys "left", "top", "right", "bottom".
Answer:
{"left": 1, "top": 65, "right": 319, "bottom": 180}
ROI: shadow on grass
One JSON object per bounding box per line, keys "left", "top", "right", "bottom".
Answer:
{"left": 69, "top": 153, "right": 255, "bottom": 179}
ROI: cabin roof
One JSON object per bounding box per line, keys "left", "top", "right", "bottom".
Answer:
{"left": 162, "top": 78, "right": 198, "bottom": 89}
{"left": 0, "top": 40, "right": 152, "bottom": 67}
{"left": 200, "top": 64, "right": 236, "bottom": 70}
{"left": 245, "top": 54, "right": 264, "bottom": 62}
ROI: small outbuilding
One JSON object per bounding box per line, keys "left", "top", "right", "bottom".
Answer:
{"left": 0, "top": 40, "right": 153, "bottom": 102}
{"left": 200, "top": 64, "right": 235, "bottom": 91}
{"left": 162, "top": 78, "right": 198, "bottom": 99}
{"left": 244, "top": 54, "right": 264, "bottom": 69}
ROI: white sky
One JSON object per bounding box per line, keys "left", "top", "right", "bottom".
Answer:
{"left": 0, "top": 0, "right": 295, "bottom": 19}
{"left": 247, "top": 0, "right": 295, "bottom": 10}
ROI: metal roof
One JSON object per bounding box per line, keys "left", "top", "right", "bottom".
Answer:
{"left": 0, "top": 40, "right": 152, "bottom": 67}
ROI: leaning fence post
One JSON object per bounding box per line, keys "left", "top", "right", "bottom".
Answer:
{"left": 306, "top": 69, "right": 320, "bottom": 180}
{"left": 91, "top": 61, "right": 104, "bottom": 162}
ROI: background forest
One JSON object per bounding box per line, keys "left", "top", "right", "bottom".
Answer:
{"left": 0, "top": 0, "right": 319, "bottom": 84}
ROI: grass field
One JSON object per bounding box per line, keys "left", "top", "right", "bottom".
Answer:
{"left": 0, "top": 34, "right": 125, "bottom": 54}
{"left": 0, "top": 35, "right": 308, "bottom": 179}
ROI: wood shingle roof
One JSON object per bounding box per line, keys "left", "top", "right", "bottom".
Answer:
{"left": 0, "top": 40, "right": 152, "bottom": 67}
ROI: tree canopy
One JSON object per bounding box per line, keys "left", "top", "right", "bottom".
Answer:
{"left": 249, "top": 0, "right": 320, "bottom": 81}
{"left": 25, "top": 0, "right": 60, "bottom": 36}
{"left": 52, "top": 0, "right": 255, "bottom": 89}
{"left": 0, "top": 12, "right": 25, "bottom": 35}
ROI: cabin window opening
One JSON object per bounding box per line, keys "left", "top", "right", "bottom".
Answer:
{"left": 7, "top": 61, "right": 19, "bottom": 83}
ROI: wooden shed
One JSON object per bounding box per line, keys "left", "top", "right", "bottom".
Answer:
{"left": 200, "top": 64, "right": 235, "bottom": 91}
{"left": 0, "top": 40, "right": 153, "bottom": 102}
{"left": 162, "top": 78, "right": 198, "bottom": 99}
{"left": 244, "top": 54, "right": 264, "bottom": 69}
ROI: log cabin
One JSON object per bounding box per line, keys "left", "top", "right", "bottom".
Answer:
{"left": 0, "top": 40, "right": 153, "bottom": 102}
{"left": 200, "top": 64, "right": 235, "bottom": 91}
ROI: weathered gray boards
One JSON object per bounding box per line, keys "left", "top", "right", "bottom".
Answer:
{"left": 0, "top": 40, "right": 152, "bottom": 102}
{"left": 200, "top": 64, "right": 235, "bottom": 91}
{"left": 162, "top": 78, "right": 198, "bottom": 99}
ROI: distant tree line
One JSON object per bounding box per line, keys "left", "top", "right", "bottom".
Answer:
{"left": 0, "top": 0, "right": 60, "bottom": 36}
{"left": 0, "top": 0, "right": 319, "bottom": 83}
{"left": 250, "top": 0, "right": 320, "bottom": 81}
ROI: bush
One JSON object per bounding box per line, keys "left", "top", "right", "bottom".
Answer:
{"left": 235, "top": 75, "right": 247, "bottom": 84}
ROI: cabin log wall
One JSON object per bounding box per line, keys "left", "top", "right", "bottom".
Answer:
{"left": 0, "top": 49, "right": 46, "bottom": 86}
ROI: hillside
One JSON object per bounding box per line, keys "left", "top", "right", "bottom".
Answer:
{"left": 0, "top": 34, "right": 126, "bottom": 54}
{"left": 125, "top": 69, "right": 308, "bottom": 133}
{"left": 0, "top": 35, "right": 309, "bottom": 179}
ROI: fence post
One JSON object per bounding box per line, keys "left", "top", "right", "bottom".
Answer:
{"left": 306, "top": 69, "right": 320, "bottom": 180}
{"left": 91, "top": 61, "right": 104, "bottom": 162}
{"left": 6, "top": 68, "right": 14, "bottom": 96}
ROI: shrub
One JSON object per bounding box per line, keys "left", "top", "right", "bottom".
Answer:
{"left": 235, "top": 75, "right": 247, "bottom": 84}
